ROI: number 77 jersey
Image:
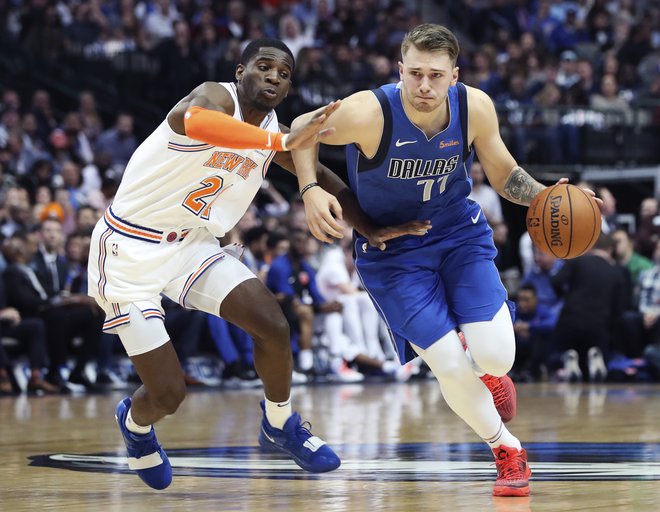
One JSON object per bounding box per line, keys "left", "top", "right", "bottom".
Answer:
{"left": 110, "top": 82, "right": 278, "bottom": 238}
{"left": 345, "top": 82, "right": 475, "bottom": 230}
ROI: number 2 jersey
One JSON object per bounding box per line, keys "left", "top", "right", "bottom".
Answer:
{"left": 345, "top": 82, "right": 475, "bottom": 230}
{"left": 109, "top": 82, "right": 278, "bottom": 238}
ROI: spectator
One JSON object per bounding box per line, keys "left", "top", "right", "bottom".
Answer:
{"left": 522, "top": 247, "right": 564, "bottom": 314}
{"left": 95, "top": 113, "right": 139, "bottom": 169}
{"left": 612, "top": 228, "right": 654, "bottom": 288}
{"left": 590, "top": 74, "right": 633, "bottom": 124}
{"left": 0, "top": 272, "right": 58, "bottom": 395}
{"left": 512, "top": 283, "right": 559, "bottom": 381}
{"left": 552, "top": 233, "right": 626, "bottom": 381}
{"left": 266, "top": 229, "right": 343, "bottom": 376}
{"left": 468, "top": 161, "right": 503, "bottom": 224}
{"left": 77, "top": 91, "right": 103, "bottom": 142}
{"left": 597, "top": 186, "right": 619, "bottom": 234}
{"left": 635, "top": 197, "right": 660, "bottom": 259}
{"left": 640, "top": 240, "right": 660, "bottom": 378}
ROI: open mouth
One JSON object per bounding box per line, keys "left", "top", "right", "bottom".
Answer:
{"left": 262, "top": 88, "right": 277, "bottom": 99}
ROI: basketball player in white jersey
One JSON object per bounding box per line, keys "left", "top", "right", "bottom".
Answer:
{"left": 87, "top": 39, "right": 429, "bottom": 490}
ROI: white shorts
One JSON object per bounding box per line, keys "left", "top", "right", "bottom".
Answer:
{"left": 88, "top": 215, "right": 255, "bottom": 355}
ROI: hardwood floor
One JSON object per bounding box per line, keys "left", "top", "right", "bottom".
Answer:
{"left": 1, "top": 382, "right": 659, "bottom": 511}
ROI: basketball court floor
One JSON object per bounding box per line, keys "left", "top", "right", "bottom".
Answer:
{"left": 1, "top": 381, "right": 659, "bottom": 511}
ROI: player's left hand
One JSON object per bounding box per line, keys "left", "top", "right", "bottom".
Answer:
{"left": 301, "top": 186, "right": 344, "bottom": 243}
{"left": 555, "top": 177, "right": 604, "bottom": 208}
{"left": 364, "top": 220, "right": 432, "bottom": 251}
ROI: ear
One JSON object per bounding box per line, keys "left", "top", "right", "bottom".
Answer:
{"left": 235, "top": 63, "right": 245, "bottom": 82}
{"left": 398, "top": 61, "right": 404, "bottom": 81}
{"left": 451, "top": 66, "right": 459, "bottom": 86}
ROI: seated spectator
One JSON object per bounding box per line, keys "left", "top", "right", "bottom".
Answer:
{"left": 522, "top": 247, "right": 564, "bottom": 314}
{"left": 612, "top": 228, "right": 654, "bottom": 295}
{"left": 640, "top": 240, "right": 660, "bottom": 378}
{"left": 3, "top": 227, "right": 102, "bottom": 391}
{"left": 597, "top": 186, "right": 619, "bottom": 234}
{"left": 468, "top": 161, "right": 503, "bottom": 224}
{"left": 94, "top": 113, "right": 138, "bottom": 170}
{"left": 0, "top": 275, "right": 58, "bottom": 395}
{"left": 512, "top": 283, "right": 559, "bottom": 381}
{"left": 266, "top": 229, "right": 344, "bottom": 376}
{"left": 552, "top": 233, "right": 626, "bottom": 382}
{"left": 635, "top": 197, "right": 660, "bottom": 260}
{"left": 241, "top": 226, "right": 269, "bottom": 280}
{"left": 590, "top": 74, "right": 632, "bottom": 124}
{"left": 316, "top": 240, "right": 386, "bottom": 362}
{"left": 491, "top": 220, "right": 520, "bottom": 296}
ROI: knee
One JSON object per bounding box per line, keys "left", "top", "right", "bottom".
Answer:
{"left": 152, "top": 378, "right": 186, "bottom": 415}
{"left": 253, "top": 309, "right": 290, "bottom": 350}
{"left": 468, "top": 334, "right": 515, "bottom": 376}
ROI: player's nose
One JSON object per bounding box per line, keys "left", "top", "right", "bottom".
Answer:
{"left": 265, "top": 70, "right": 280, "bottom": 85}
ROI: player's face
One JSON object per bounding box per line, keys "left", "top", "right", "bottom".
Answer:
{"left": 399, "top": 47, "right": 458, "bottom": 113}
{"left": 236, "top": 48, "right": 293, "bottom": 112}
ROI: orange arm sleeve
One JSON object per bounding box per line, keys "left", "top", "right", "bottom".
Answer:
{"left": 183, "top": 106, "right": 287, "bottom": 151}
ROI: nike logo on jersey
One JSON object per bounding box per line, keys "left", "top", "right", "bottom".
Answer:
{"left": 471, "top": 211, "right": 481, "bottom": 224}
{"left": 395, "top": 139, "right": 417, "bottom": 147}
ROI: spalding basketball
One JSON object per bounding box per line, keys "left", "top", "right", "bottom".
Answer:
{"left": 526, "top": 183, "right": 601, "bottom": 259}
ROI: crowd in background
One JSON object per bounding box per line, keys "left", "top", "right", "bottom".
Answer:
{"left": 1, "top": 0, "right": 660, "bottom": 395}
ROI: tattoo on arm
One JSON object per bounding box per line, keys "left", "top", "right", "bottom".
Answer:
{"left": 503, "top": 166, "right": 545, "bottom": 205}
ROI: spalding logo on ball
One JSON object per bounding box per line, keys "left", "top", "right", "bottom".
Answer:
{"left": 526, "top": 183, "right": 601, "bottom": 259}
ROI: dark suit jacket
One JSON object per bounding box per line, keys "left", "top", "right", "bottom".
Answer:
{"left": 3, "top": 264, "right": 48, "bottom": 317}
{"left": 32, "top": 250, "right": 68, "bottom": 298}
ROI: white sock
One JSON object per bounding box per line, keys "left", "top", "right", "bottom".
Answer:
{"left": 483, "top": 421, "right": 522, "bottom": 451}
{"left": 298, "top": 349, "right": 314, "bottom": 372}
{"left": 125, "top": 408, "right": 151, "bottom": 435}
{"left": 265, "top": 395, "right": 292, "bottom": 430}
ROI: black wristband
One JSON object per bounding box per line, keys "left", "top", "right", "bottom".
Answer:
{"left": 300, "top": 182, "right": 320, "bottom": 198}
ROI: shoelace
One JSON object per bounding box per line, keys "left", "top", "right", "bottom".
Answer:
{"left": 297, "top": 420, "right": 313, "bottom": 438}
{"left": 483, "top": 375, "right": 507, "bottom": 407}
{"left": 494, "top": 452, "right": 525, "bottom": 480}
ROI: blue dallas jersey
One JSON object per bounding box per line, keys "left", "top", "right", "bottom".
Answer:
{"left": 344, "top": 82, "right": 512, "bottom": 364}
{"left": 346, "top": 82, "right": 474, "bottom": 229}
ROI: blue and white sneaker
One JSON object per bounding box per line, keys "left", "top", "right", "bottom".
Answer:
{"left": 115, "top": 397, "right": 172, "bottom": 490}
{"left": 258, "top": 400, "right": 341, "bottom": 473}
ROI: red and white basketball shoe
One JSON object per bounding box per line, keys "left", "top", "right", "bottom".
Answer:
{"left": 492, "top": 445, "right": 532, "bottom": 497}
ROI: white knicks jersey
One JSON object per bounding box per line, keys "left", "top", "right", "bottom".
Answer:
{"left": 110, "top": 82, "right": 278, "bottom": 237}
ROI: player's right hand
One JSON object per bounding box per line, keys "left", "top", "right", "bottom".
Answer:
{"left": 301, "top": 186, "right": 344, "bottom": 243}
{"left": 285, "top": 100, "right": 341, "bottom": 150}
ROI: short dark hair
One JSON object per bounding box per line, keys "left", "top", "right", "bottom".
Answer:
{"left": 240, "top": 39, "right": 295, "bottom": 70}
{"left": 244, "top": 226, "right": 268, "bottom": 245}
{"left": 518, "top": 283, "right": 537, "bottom": 296}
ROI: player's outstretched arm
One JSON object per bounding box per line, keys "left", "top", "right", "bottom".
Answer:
{"left": 167, "top": 82, "right": 339, "bottom": 151}
{"left": 290, "top": 92, "right": 381, "bottom": 242}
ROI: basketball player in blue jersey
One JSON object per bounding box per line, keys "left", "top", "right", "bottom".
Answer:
{"left": 87, "top": 39, "right": 429, "bottom": 490}
{"left": 292, "top": 24, "right": 601, "bottom": 497}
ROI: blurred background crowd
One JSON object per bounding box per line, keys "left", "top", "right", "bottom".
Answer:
{"left": 0, "top": 0, "right": 659, "bottom": 395}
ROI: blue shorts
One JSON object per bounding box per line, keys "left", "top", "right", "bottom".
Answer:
{"left": 354, "top": 204, "right": 511, "bottom": 363}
